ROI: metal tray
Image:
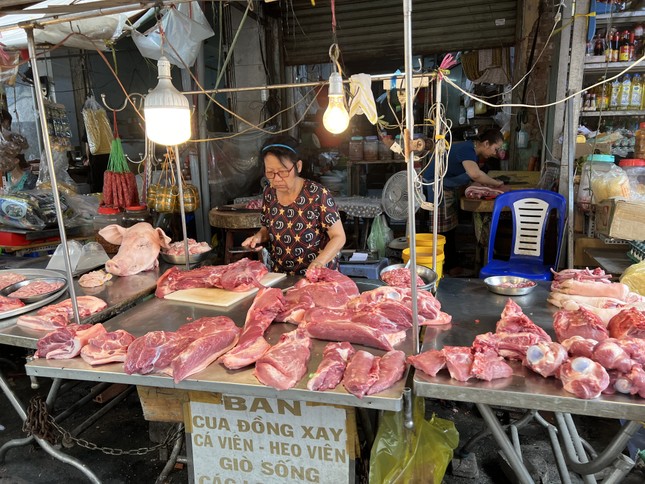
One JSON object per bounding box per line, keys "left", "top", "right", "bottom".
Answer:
{"left": 1, "top": 277, "right": 67, "bottom": 304}
{"left": 0, "top": 269, "right": 68, "bottom": 320}
{"left": 484, "top": 275, "right": 537, "bottom": 296}
{"left": 160, "top": 250, "right": 212, "bottom": 265}
{"left": 380, "top": 263, "right": 437, "bottom": 292}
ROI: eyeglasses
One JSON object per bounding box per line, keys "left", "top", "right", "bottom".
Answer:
{"left": 265, "top": 165, "right": 295, "bottom": 179}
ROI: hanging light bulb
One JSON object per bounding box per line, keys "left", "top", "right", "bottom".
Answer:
{"left": 323, "top": 71, "right": 349, "bottom": 134}
{"left": 144, "top": 56, "right": 191, "bottom": 146}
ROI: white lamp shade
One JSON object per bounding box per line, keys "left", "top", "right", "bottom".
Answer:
{"left": 144, "top": 56, "right": 191, "bottom": 146}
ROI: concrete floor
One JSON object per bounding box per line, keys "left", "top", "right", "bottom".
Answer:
{"left": 2, "top": 343, "right": 645, "bottom": 484}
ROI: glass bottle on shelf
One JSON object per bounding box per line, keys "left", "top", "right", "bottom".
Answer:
{"left": 619, "top": 74, "right": 632, "bottom": 110}
{"left": 609, "top": 77, "right": 621, "bottom": 110}
{"left": 630, "top": 74, "right": 643, "bottom": 109}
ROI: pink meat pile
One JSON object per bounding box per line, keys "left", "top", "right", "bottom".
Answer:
{"left": 547, "top": 267, "right": 645, "bottom": 323}
{"left": 16, "top": 296, "right": 107, "bottom": 331}
{"left": 155, "top": 257, "right": 268, "bottom": 297}
{"left": 163, "top": 239, "right": 211, "bottom": 256}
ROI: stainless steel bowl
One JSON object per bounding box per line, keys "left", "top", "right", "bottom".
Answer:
{"left": 0, "top": 277, "right": 68, "bottom": 304}
{"left": 484, "top": 276, "right": 537, "bottom": 296}
{"left": 379, "top": 263, "right": 438, "bottom": 292}
{"left": 160, "top": 249, "right": 212, "bottom": 265}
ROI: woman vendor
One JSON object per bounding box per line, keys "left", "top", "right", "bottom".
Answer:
{"left": 423, "top": 128, "right": 506, "bottom": 275}
{"left": 1, "top": 109, "right": 34, "bottom": 192}
{"left": 242, "top": 136, "right": 346, "bottom": 275}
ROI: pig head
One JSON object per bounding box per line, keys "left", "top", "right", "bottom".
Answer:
{"left": 99, "top": 222, "right": 171, "bottom": 276}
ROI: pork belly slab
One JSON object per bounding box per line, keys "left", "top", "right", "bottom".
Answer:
{"left": 16, "top": 296, "right": 107, "bottom": 331}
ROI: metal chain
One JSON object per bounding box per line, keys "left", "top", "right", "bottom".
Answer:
{"left": 23, "top": 395, "right": 184, "bottom": 456}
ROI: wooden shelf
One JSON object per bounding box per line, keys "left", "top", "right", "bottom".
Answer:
{"left": 580, "top": 110, "right": 645, "bottom": 117}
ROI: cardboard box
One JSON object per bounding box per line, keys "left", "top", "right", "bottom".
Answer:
{"left": 595, "top": 199, "right": 645, "bottom": 241}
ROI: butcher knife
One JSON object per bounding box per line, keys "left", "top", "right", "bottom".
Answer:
{"left": 227, "top": 246, "right": 263, "bottom": 254}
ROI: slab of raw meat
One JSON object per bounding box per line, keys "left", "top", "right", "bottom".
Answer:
{"left": 0, "top": 295, "right": 25, "bottom": 312}
{"left": 307, "top": 342, "right": 356, "bottom": 391}
{"left": 560, "top": 336, "right": 598, "bottom": 359}
{"left": 0, "top": 272, "right": 26, "bottom": 290}
{"left": 381, "top": 268, "right": 425, "bottom": 288}
{"left": 496, "top": 332, "right": 547, "bottom": 361}
{"left": 551, "top": 278, "right": 629, "bottom": 300}
{"left": 551, "top": 267, "right": 611, "bottom": 283}
{"left": 164, "top": 239, "right": 211, "bottom": 256}
{"left": 548, "top": 292, "right": 628, "bottom": 309}
{"left": 276, "top": 268, "right": 359, "bottom": 324}
{"left": 614, "top": 337, "right": 645, "bottom": 366}
{"left": 613, "top": 366, "right": 645, "bottom": 398}
{"left": 80, "top": 329, "right": 135, "bottom": 365}
{"left": 553, "top": 308, "right": 609, "bottom": 342}
{"left": 407, "top": 350, "right": 446, "bottom": 377}
{"left": 304, "top": 318, "right": 405, "bottom": 351}
{"left": 220, "top": 288, "right": 285, "bottom": 370}
{"left": 443, "top": 346, "right": 474, "bottom": 382}
{"left": 558, "top": 357, "right": 610, "bottom": 399}
{"left": 607, "top": 308, "right": 645, "bottom": 339}
{"left": 123, "top": 331, "right": 192, "bottom": 375}
{"left": 342, "top": 350, "right": 380, "bottom": 399}
{"left": 175, "top": 316, "right": 239, "bottom": 338}
{"left": 367, "top": 350, "right": 407, "bottom": 395}
{"left": 497, "top": 299, "right": 551, "bottom": 342}
{"left": 524, "top": 342, "right": 568, "bottom": 378}
{"left": 16, "top": 296, "right": 107, "bottom": 331}
{"left": 253, "top": 329, "right": 312, "bottom": 390}
{"left": 171, "top": 325, "right": 241, "bottom": 383}
{"left": 156, "top": 258, "right": 268, "bottom": 298}
{"left": 302, "top": 306, "right": 411, "bottom": 334}
{"left": 471, "top": 350, "right": 513, "bottom": 381}
{"left": 79, "top": 270, "right": 112, "bottom": 288}
{"left": 591, "top": 339, "right": 635, "bottom": 373}
{"left": 8, "top": 280, "right": 64, "bottom": 299}
{"left": 36, "top": 323, "right": 107, "bottom": 359}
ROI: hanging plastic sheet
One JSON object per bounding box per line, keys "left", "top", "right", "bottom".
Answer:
{"left": 369, "top": 396, "right": 459, "bottom": 484}
{"left": 131, "top": 2, "right": 214, "bottom": 68}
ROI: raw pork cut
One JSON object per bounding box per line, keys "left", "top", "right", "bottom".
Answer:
{"left": 79, "top": 270, "right": 112, "bottom": 288}
{"left": 407, "top": 350, "right": 446, "bottom": 377}
{"left": 551, "top": 267, "right": 611, "bottom": 283}
{"left": 171, "top": 318, "right": 241, "bottom": 383}
{"left": 155, "top": 258, "right": 268, "bottom": 298}
{"left": 36, "top": 323, "right": 107, "bottom": 359}
{"left": 553, "top": 308, "right": 609, "bottom": 342}
{"left": 497, "top": 299, "right": 551, "bottom": 342}
{"left": 525, "top": 342, "right": 568, "bottom": 378}
{"left": 560, "top": 336, "right": 598, "bottom": 359}
{"left": 16, "top": 296, "right": 107, "bottom": 331}
{"left": 164, "top": 239, "right": 211, "bottom": 256}
{"left": 381, "top": 268, "right": 425, "bottom": 288}
{"left": 443, "top": 346, "right": 474, "bottom": 382}
{"left": 614, "top": 337, "right": 645, "bottom": 366}
{"left": 471, "top": 351, "right": 513, "bottom": 381}
{"left": 304, "top": 318, "right": 405, "bottom": 351}
{"left": 607, "top": 308, "right": 645, "bottom": 339}
{"left": 276, "top": 267, "right": 359, "bottom": 324}
{"left": 220, "top": 288, "right": 285, "bottom": 370}
{"left": 551, "top": 279, "right": 630, "bottom": 300}
{"left": 558, "top": 357, "right": 610, "bottom": 399}
{"left": 591, "top": 339, "right": 635, "bottom": 373}
{"left": 613, "top": 366, "right": 645, "bottom": 398}
{"left": 123, "top": 331, "right": 191, "bottom": 375}
{"left": 253, "top": 329, "right": 312, "bottom": 390}
{"left": 0, "top": 295, "right": 25, "bottom": 312}
{"left": 307, "top": 342, "right": 355, "bottom": 391}
{"left": 342, "top": 350, "right": 380, "bottom": 399}
{"left": 547, "top": 292, "right": 628, "bottom": 309}
{"left": 0, "top": 272, "right": 26, "bottom": 290}
{"left": 302, "top": 306, "right": 411, "bottom": 334}
{"left": 80, "top": 329, "right": 135, "bottom": 365}
{"left": 101, "top": 222, "right": 171, "bottom": 276}
{"left": 8, "top": 280, "right": 64, "bottom": 299}
{"left": 367, "top": 350, "right": 407, "bottom": 395}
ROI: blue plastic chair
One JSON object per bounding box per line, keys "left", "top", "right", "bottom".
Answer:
{"left": 479, "top": 189, "right": 566, "bottom": 281}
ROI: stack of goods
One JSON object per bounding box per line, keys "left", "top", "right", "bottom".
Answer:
{"left": 102, "top": 138, "right": 139, "bottom": 209}
{"left": 0, "top": 191, "right": 68, "bottom": 230}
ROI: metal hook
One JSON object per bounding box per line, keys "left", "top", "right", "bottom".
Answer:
{"left": 413, "top": 58, "right": 423, "bottom": 74}
{"left": 328, "top": 43, "right": 342, "bottom": 74}
{"left": 100, "top": 92, "right": 146, "bottom": 112}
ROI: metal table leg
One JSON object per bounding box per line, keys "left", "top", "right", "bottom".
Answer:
{"left": 475, "top": 403, "right": 535, "bottom": 484}
{"left": 0, "top": 371, "right": 101, "bottom": 483}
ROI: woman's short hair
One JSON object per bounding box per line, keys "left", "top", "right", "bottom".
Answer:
{"left": 478, "top": 128, "right": 503, "bottom": 145}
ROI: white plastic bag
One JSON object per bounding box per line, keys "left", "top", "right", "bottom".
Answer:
{"left": 132, "top": 2, "right": 214, "bottom": 68}
{"left": 82, "top": 96, "right": 113, "bottom": 155}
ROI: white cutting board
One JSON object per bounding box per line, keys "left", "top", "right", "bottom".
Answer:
{"left": 163, "top": 272, "right": 287, "bottom": 307}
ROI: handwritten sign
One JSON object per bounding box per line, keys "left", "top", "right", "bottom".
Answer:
{"left": 187, "top": 394, "right": 350, "bottom": 484}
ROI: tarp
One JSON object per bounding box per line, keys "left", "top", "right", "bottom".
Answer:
{"left": 0, "top": 0, "right": 147, "bottom": 50}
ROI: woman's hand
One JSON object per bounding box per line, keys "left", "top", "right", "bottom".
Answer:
{"left": 242, "top": 233, "right": 263, "bottom": 249}
{"left": 307, "top": 260, "right": 325, "bottom": 271}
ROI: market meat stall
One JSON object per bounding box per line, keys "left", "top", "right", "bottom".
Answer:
{"left": 414, "top": 278, "right": 644, "bottom": 484}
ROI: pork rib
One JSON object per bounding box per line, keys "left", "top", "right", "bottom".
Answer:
{"left": 220, "top": 288, "right": 285, "bottom": 370}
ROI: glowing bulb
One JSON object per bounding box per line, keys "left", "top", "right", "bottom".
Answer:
{"left": 323, "top": 72, "right": 349, "bottom": 134}
{"left": 144, "top": 56, "right": 191, "bottom": 146}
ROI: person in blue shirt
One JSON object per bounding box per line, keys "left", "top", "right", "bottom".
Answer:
{"left": 423, "top": 128, "right": 506, "bottom": 275}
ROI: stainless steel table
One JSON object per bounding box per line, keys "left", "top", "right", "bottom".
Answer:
{"left": 414, "top": 278, "right": 644, "bottom": 484}
{"left": 26, "top": 276, "right": 408, "bottom": 412}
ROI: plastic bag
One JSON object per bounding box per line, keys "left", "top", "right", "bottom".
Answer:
{"left": 590, "top": 164, "right": 631, "bottom": 203}
{"left": 131, "top": 2, "right": 214, "bottom": 68}
{"left": 621, "top": 260, "right": 645, "bottom": 296}
{"left": 82, "top": 96, "right": 113, "bottom": 155}
{"left": 367, "top": 214, "right": 393, "bottom": 258}
{"left": 369, "top": 396, "right": 459, "bottom": 484}
{"left": 0, "top": 193, "right": 47, "bottom": 230}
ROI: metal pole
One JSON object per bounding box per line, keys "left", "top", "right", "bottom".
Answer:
{"left": 193, "top": 46, "right": 206, "bottom": 242}
{"left": 175, "top": 145, "right": 191, "bottom": 270}
{"left": 25, "top": 27, "right": 80, "bottom": 325}
{"left": 432, "top": 77, "right": 441, "bottom": 273}
{"left": 566, "top": 97, "right": 575, "bottom": 269}
{"left": 403, "top": 0, "right": 419, "bottom": 356}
